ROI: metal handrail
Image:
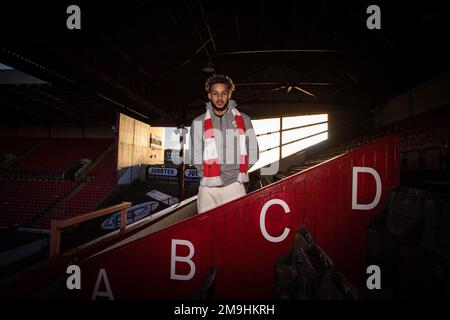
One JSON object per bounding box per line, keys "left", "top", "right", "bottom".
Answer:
{"left": 49, "top": 201, "right": 132, "bottom": 258}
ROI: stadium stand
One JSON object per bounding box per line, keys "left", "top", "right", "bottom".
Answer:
{"left": 0, "top": 138, "right": 116, "bottom": 230}
{"left": 395, "top": 196, "right": 450, "bottom": 299}
{"left": 367, "top": 188, "right": 427, "bottom": 284}
{"left": 0, "top": 137, "right": 44, "bottom": 158}
{"left": 0, "top": 137, "right": 45, "bottom": 168}
{"left": 274, "top": 228, "right": 359, "bottom": 300}
{"left": 12, "top": 138, "right": 112, "bottom": 175}
{"left": 33, "top": 150, "right": 117, "bottom": 229}
{"left": 0, "top": 179, "right": 76, "bottom": 227}
{"left": 368, "top": 187, "right": 450, "bottom": 298}
{"left": 280, "top": 104, "right": 450, "bottom": 179}
{"left": 272, "top": 105, "right": 450, "bottom": 298}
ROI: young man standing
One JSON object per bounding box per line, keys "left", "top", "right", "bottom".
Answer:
{"left": 190, "top": 74, "right": 259, "bottom": 214}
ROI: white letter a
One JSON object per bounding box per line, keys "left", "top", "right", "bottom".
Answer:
{"left": 366, "top": 265, "right": 381, "bottom": 290}
{"left": 366, "top": 5, "right": 381, "bottom": 30}
{"left": 66, "top": 265, "right": 81, "bottom": 290}
{"left": 66, "top": 5, "right": 81, "bottom": 30}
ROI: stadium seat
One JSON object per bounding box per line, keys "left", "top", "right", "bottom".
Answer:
{"left": 367, "top": 188, "right": 427, "bottom": 286}
{"left": 422, "top": 198, "right": 450, "bottom": 262}
{"left": 34, "top": 151, "right": 117, "bottom": 229}
{"left": 274, "top": 228, "right": 359, "bottom": 300}
{"left": 0, "top": 179, "right": 76, "bottom": 227}
{"left": 13, "top": 138, "right": 112, "bottom": 175}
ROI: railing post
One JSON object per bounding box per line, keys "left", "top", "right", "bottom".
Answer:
{"left": 47, "top": 202, "right": 131, "bottom": 257}
{"left": 120, "top": 207, "right": 126, "bottom": 234}
{"left": 49, "top": 219, "right": 61, "bottom": 258}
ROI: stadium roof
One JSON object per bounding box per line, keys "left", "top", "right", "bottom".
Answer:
{"left": 0, "top": 1, "right": 449, "bottom": 126}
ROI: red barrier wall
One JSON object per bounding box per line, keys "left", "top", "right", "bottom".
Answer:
{"left": 77, "top": 135, "right": 400, "bottom": 299}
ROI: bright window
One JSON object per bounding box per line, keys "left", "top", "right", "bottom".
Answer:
{"left": 282, "top": 123, "right": 328, "bottom": 145}
{"left": 282, "top": 114, "right": 328, "bottom": 130}
{"left": 257, "top": 132, "right": 280, "bottom": 151}
{"left": 249, "top": 113, "right": 328, "bottom": 172}
{"left": 251, "top": 148, "right": 280, "bottom": 171}
{"left": 251, "top": 118, "right": 280, "bottom": 135}
{"left": 282, "top": 132, "right": 328, "bottom": 158}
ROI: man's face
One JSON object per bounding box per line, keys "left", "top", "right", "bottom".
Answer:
{"left": 208, "top": 83, "right": 231, "bottom": 112}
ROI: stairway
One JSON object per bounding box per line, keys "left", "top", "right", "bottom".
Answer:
{"left": 3, "top": 135, "right": 400, "bottom": 300}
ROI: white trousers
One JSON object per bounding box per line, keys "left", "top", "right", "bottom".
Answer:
{"left": 197, "top": 182, "right": 246, "bottom": 214}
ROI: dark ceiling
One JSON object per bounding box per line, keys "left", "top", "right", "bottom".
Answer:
{"left": 0, "top": 0, "right": 449, "bottom": 126}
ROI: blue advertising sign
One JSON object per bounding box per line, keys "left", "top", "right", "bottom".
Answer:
{"left": 148, "top": 167, "right": 178, "bottom": 177}
{"left": 184, "top": 168, "right": 200, "bottom": 178}
{"left": 101, "top": 201, "right": 160, "bottom": 230}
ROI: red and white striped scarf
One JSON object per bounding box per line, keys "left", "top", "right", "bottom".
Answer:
{"left": 202, "top": 107, "right": 249, "bottom": 187}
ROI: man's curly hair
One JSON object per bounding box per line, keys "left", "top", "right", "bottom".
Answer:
{"left": 204, "top": 74, "right": 235, "bottom": 93}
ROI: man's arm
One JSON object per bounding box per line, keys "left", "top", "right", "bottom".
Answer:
{"left": 244, "top": 115, "right": 259, "bottom": 167}
{"left": 190, "top": 117, "right": 204, "bottom": 177}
